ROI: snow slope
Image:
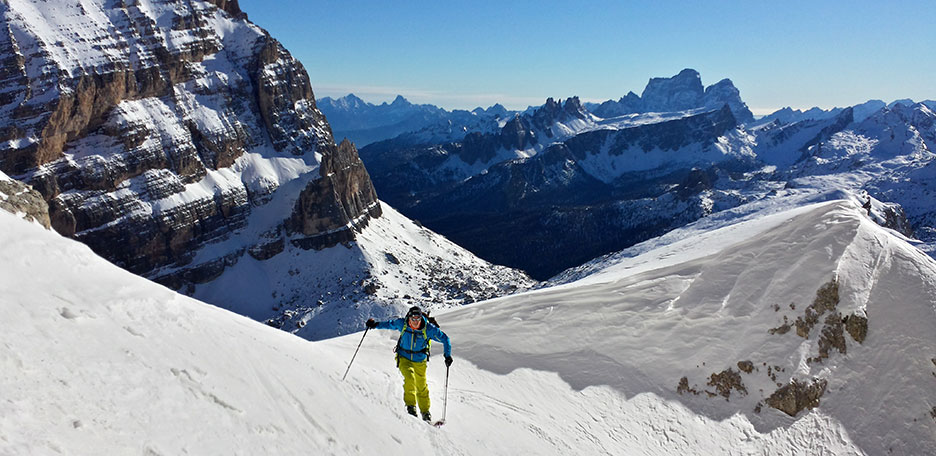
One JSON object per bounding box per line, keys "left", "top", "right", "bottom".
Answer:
{"left": 190, "top": 201, "right": 533, "bottom": 339}
{"left": 447, "top": 198, "right": 936, "bottom": 455}
{"left": 2, "top": 197, "right": 933, "bottom": 454}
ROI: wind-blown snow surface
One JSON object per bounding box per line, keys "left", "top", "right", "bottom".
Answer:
{"left": 2, "top": 199, "right": 933, "bottom": 454}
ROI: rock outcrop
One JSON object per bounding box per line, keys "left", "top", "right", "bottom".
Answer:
{"left": 0, "top": 174, "right": 50, "bottom": 228}
{"left": 288, "top": 139, "right": 382, "bottom": 249}
{"left": 766, "top": 378, "right": 828, "bottom": 417}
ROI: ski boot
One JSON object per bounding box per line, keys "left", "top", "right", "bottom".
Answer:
{"left": 406, "top": 405, "right": 417, "bottom": 417}
{"left": 421, "top": 411, "right": 431, "bottom": 422}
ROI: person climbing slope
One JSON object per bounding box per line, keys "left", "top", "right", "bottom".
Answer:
{"left": 366, "top": 306, "right": 453, "bottom": 422}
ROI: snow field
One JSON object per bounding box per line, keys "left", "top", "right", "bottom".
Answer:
{"left": 2, "top": 197, "right": 934, "bottom": 454}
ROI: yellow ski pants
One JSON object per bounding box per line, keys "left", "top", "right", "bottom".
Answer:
{"left": 397, "top": 357, "right": 430, "bottom": 412}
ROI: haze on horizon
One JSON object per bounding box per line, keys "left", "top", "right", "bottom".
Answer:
{"left": 242, "top": 1, "right": 933, "bottom": 115}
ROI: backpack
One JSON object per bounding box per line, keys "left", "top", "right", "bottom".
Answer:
{"left": 395, "top": 310, "right": 439, "bottom": 358}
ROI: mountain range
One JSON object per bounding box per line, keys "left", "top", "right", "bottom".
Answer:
{"left": 317, "top": 94, "right": 512, "bottom": 147}
{"left": 357, "top": 79, "right": 936, "bottom": 280}
{"left": 2, "top": 0, "right": 936, "bottom": 453}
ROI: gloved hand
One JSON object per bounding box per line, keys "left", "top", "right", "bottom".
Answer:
{"left": 365, "top": 319, "right": 377, "bottom": 329}
{"left": 444, "top": 356, "right": 453, "bottom": 367}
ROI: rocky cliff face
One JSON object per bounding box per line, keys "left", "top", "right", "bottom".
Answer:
{"left": 0, "top": 0, "right": 378, "bottom": 283}
{"left": 641, "top": 68, "right": 706, "bottom": 113}
{"left": 288, "top": 139, "right": 382, "bottom": 249}
{"left": 592, "top": 69, "right": 754, "bottom": 124}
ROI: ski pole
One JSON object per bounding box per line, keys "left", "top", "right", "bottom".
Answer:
{"left": 441, "top": 364, "right": 450, "bottom": 422}
{"left": 342, "top": 327, "right": 369, "bottom": 381}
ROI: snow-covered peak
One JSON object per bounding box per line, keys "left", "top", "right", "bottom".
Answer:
{"left": 590, "top": 69, "right": 753, "bottom": 123}
{"left": 753, "top": 100, "right": 915, "bottom": 128}
{"left": 320, "top": 93, "right": 368, "bottom": 110}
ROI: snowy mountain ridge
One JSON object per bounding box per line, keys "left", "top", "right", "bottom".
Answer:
{"left": 318, "top": 93, "right": 512, "bottom": 147}
{"left": 323, "top": 69, "right": 750, "bottom": 149}
{"left": 3, "top": 195, "right": 933, "bottom": 454}
{"left": 752, "top": 99, "right": 936, "bottom": 127}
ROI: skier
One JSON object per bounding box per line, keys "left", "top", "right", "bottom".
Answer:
{"left": 366, "top": 306, "right": 453, "bottom": 422}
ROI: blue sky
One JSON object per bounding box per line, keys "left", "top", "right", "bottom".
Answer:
{"left": 238, "top": 0, "right": 935, "bottom": 115}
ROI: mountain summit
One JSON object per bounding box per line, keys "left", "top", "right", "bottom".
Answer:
{"left": 592, "top": 69, "right": 755, "bottom": 123}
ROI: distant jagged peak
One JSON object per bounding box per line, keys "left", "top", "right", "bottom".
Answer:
{"left": 645, "top": 68, "right": 703, "bottom": 88}
{"left": 888, "top": 98, "right": 916, "bottom": 109}
{"left": 343, "top": 93, "right": 366, "bottom": 104}
{"left": 562, "top": 96, "right": 588, "bottom": 118}
{"left": 703, "top": 78, "right": 754, "bottom": 124}
{"left": 471, "top": 103, "right": 509, "bottom": 117}
{"left": 644, "top": 68, "right": 703, "bottom": 91}
{"left": 487, "top": 103, "right": 509, "bottom": 116}
{"left": 388, "top": 94, "right": 411, "bottom": 106}
{"left": 641, "top": 68, "right": 705, "bottom": 112}
{"left": 703, "top": 78, "right": 740, "bottom": 101}
{"left": 323, "top": 93, "right": 367, "bottom": 110}
{"left": 758, "top": 100, "right": 890, "bottom": 127}
{"left": 593, "top": 69, "right": 752, "bottom": 123}
{"left": 533, "top": 96, "right": 589, "bottom": 122}
{"left": 871, "top": 100, "right": 936, "bottom": 127}
{"left": 885, "top": 100, "right": 936, "bottom": 120}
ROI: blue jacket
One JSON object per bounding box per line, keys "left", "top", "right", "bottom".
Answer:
{"left": 375, "top": 317, "right": 452, "bottom": 363}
